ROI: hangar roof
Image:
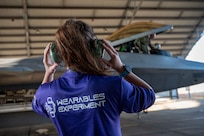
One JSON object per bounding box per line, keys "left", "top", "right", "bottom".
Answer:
{"left": 0, "top": 0, "right": 203, "bottom": 58}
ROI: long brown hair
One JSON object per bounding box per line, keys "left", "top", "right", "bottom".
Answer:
{"left": 55, "top": 19, "right": 109, "bottom": 76}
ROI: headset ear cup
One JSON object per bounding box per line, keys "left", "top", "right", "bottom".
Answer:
{"left": 96, "top": 40, "right": 103, "bottom": 58}
{"left": 50, "top": 42, "right": 62, "bottom": 64}
{"left": 90, "top": 39, "right": 103, "bottom": 58}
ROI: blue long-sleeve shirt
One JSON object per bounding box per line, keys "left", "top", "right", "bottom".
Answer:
{"left": 32, "top": 70, "right": 155, "bottom": 136}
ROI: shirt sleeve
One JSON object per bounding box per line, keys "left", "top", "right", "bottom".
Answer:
{"left": 120, "top": 78, "right": 156, "bottom": 113}
{"left": 32, "top": 84, "right": 49, "bottom": 118}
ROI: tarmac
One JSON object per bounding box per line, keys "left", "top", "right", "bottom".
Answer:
{"left": 0, "top": 93, "right": 204, "bottom": 136}
{"left": 121, "top": 98, "right": 204, "bottom": 136}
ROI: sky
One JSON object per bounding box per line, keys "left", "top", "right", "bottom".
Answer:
{"left": 178, "top": 33, "right": 204, "bottom": 92}
{"left": 186, "top": 34, "right": 204, "bottom": 63}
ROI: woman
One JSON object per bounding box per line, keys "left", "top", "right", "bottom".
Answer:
{"left": 32, "top": 19, "right": 155, "bottom": 136}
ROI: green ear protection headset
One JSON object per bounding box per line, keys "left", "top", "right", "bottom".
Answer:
{"left": 50, "top": 42, "right": 62, "bottom": 64}
{"left": 93, "top": 39, "right": 104, "bottom": 58}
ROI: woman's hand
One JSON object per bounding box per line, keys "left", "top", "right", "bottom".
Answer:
{"left": 102, "top": 40, "right": 153, "bottom": 90}
{"left": 102, "top": 40, "right": 124, "bottom": 73}
{"left": 42, "top": 43, "right": 58, "bottom": 84}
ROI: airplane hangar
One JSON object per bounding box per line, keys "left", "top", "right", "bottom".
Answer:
{"left": 0, "top": 0, "right": 203, "bottom": 58}
{"left": 0, "top": 0, "right": 204, "bottom": 136}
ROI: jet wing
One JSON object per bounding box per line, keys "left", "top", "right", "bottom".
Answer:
{"left": 0, "top": 57, "right": 65, "bottom": 91}
{"left": 118, "top": 52, "right": 204, "bottom": 92}
{"left": 1, "top": 53, "right": 204, "bottom": 93}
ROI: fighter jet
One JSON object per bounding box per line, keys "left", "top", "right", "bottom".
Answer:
{"left": 0, "top": 22, "right": 204, "bottom": 93}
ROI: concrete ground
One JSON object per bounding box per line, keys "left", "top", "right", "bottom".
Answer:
{"left": 121, "top": 99, "right": 204, "bottom": 136}
{"left": 0, "top": 98, "right": 204, "bottom": 136}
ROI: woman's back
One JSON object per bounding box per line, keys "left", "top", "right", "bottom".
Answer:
{"left": 33, "top": 71, "right": 155, "bottom": 136}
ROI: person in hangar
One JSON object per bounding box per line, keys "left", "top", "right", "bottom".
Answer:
{"left": 32, "top": 19, "right": 155, "bottom": 136}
